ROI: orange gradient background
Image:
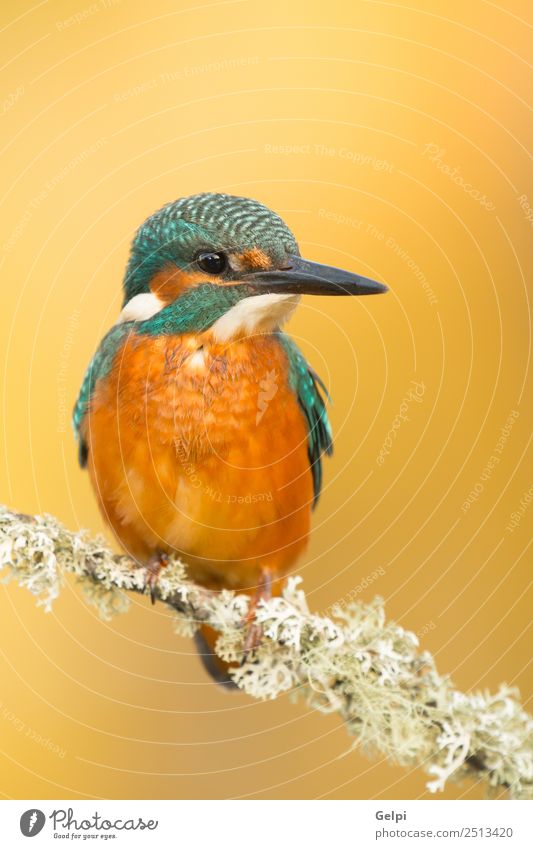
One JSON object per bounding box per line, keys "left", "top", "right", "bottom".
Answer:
{"left": 0, "top": 0, "right": 531, "bottom": 800}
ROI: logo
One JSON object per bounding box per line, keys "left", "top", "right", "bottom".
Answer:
{"left": 20, "top": 809, "right": 45, "bottom": 837}
{"left": 256, "top": 369, "right": 278, "bottom": 424}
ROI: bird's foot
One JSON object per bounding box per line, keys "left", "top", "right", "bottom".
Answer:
{"left": 241, "top": 568, "right": 272, "bottom": 664}
{"left": 143, "top": 552, "right": 169, "bottom": 604}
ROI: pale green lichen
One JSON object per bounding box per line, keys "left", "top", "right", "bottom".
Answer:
{"left": 0, "top": 506, "right": 531, "bottom": 799}
{"left": 79, "top": 579, "right": 131, "bottom": 621}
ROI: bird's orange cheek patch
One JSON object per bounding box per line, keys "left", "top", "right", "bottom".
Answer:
{"left": 149, "top": 266, "right": 224, "bottom": 304}
{"left": 237, "top": 247, "right": 272, "bottom": 270}
{"left": 148, "top": 249, "right": 272, "bottom": 305}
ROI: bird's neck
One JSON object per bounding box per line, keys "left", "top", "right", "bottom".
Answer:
{"left": 116, "top": 288, "right": 300, "bottom": 342}
{"left": 209, "top": 293, "right": 300, "bottom": 342}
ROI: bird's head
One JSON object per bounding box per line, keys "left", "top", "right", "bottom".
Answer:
{"left": 121, "top": 192, "right": 387, "bottom": 340}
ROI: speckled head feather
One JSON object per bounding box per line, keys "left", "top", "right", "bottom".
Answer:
{"left": 123, "top": 192, "right": 300, "bottom": 305}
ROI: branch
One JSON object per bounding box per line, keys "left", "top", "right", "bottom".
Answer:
{"left": 1, "top": 506, "right": 531, "bottom": 799}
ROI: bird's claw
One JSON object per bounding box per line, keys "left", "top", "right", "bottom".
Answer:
{"left": 240, "top": 568, "right": 272, "bottom": 665}
{"left": 241, "top": 620, "right": 264, "bottom": 665}
{"left": 143, "top": 552, "right": 169, "bottom": 604}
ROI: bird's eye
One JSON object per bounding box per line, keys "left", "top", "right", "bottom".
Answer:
{"left": 196, "top": 251, "right": 227, "bottom": 275}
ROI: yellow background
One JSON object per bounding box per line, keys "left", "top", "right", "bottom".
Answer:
{"left": 0, "top": 0, "right": 531, "bottom": 800}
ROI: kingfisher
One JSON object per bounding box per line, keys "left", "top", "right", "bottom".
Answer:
{"left": 73, "top": 193, "right": 387, "bottom": 685}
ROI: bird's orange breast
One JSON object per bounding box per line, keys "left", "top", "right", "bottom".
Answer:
{"left": 83, "top": 330, "right": 313, "bottom": 590}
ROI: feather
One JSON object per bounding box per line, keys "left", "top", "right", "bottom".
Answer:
{"left": 72, "top": 322, "right": 134, "bottom": 467}
{"left": 277, "top": 333, "right": 333, "bottom": 506}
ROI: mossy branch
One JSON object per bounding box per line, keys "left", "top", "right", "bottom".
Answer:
{"left": 1, "top": 506, "right": 531, "bottom": 799}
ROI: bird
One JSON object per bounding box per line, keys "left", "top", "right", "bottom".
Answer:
{"left": 73, "top": 192, "right": 387, "bottom": 685}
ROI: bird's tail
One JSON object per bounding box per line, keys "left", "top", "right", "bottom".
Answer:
{"left": 194, "top": 624, "right": 239, "bottom": 690}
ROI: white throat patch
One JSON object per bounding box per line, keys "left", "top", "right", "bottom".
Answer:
{"left": 117, "top": 292, "right": 164, "bottom": 323}
{"left": 210, "top": 293, "right": 300, "bottom": 342}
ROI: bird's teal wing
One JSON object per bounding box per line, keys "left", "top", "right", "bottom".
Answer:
{"left": 277, "top": 332, "right": 333, "bottom": 506}
{"left": 72, "top": 322, "right": 133, "bottom": 468}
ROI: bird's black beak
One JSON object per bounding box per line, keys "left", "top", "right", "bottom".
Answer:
{"left": 244, "top": 255, "right": 388, "bottom": 296}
